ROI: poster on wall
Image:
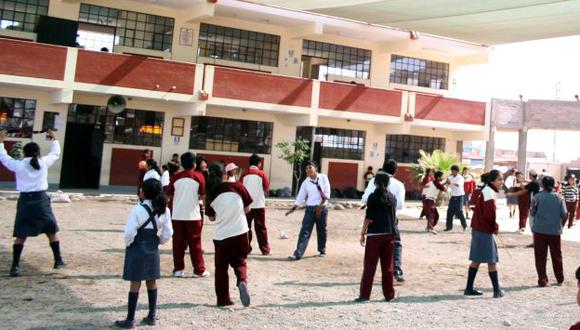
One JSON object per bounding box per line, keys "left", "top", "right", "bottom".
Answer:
{"left": 179, "top": 28, "right": 193, "bottom": 46}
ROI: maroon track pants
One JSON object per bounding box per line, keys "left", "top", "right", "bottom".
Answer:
{"left": 172, "top": 220, "right": 206, "bottom": 275}
{"left": 246, "top": 208, "right": 270, "bottom": 254}
{"left": 518, "top": 198, "right": 530, "bottom": 230}
{"left": 359, "top": 234, "right": 395, "bottom": 300}
{"left": 533, "top": 232, "right": 564, "bottom": 286}
{"left": 214, "top": 232, "right": 249, "bottom": 306}
{"left": 564, "top": 201, "right": 577, "bottom": 228}
{"left": 423, "top": 199, "right": 439, "bottom": 230}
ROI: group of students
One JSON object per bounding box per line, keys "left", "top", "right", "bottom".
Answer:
{"left": 1, "top": 131, "right": 579, "bottom": 328}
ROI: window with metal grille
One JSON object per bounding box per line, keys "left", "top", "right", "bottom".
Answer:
{"left": 0, "top": 0, "right": 48, "bottom": 33}
{"left": 78, "top": 4, "right": 174, "bottom": 52}
{"left": 296, "top": 126, "right": 366, "bottom": 160}
{"left": 0, "top": 97, "right": 36, "bottom": 138}
{"left": 67, "top": 104, "right": 164, "bottom": 147}
{"left": 389, "top": 55, "right": 449, "bottom": 90}
{"left": 384, "top": 135, "right": 445, "bottom": 164}
{"left": 302, "top": 40, "right": 371, "bottom": 80}
{"left": 198, "top": 23, "right": 280, "bottom": 67}
{"left": 190, "top": 116, "right": 273, "bottom": 154}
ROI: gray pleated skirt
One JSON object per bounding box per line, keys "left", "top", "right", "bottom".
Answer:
{"left": 14, "top": 191, "right": 59, "bottom": 237}
{"left": 469, "top": 229, "right": 499, "bottom": 263}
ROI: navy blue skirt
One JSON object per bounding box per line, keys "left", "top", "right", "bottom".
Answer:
{"left": 14, "top": 191, "right": 59, "bottom": 237}
{"left": 123, "top": 229, "right": 160, "bottom": 281}
{"left": 469, "top": 229, "right": 499, "bottom": 263}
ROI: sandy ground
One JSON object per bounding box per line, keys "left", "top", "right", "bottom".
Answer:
{"left": 0, "top": 199, "right": 579, "bottom": 330}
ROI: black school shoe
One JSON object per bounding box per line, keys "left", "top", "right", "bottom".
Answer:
{"left": 354, "top": 297, "right": 369, "bottom": 303}
{"left": 54, "top": 259, "right": 66, "bottom": 269}
{"left": 141, "top": 316, "right": 156, "bottom": 326}
{"left": 114, "top": 319, "right": 134, "bottom": 329}
{"left": 493, "top": 290, "right": 505, "bottom": 298}
{"left": 9, "top": 266, "right": 19, "bottom": 277}
{"left": 464, "top": 289, "right": 483, "bottom": 296}
{"left": 395, "top": 275, "right": 405, "bottom": 283}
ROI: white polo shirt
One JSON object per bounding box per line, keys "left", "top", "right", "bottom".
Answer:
{"left": 241, "top": 166, "right": 269, "bottom": 209}
{"left": 206, "top": 182, "right": 253, "bottom": 240}
{"left": 449, "top": 174, "right": 465, "bottom": 197}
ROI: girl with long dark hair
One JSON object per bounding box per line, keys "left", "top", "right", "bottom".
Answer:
{"left": 115, "top": 179, "right": 173, "bottom": 328}
{"left": 356, "top": 172, "right": 399, "bottom": 302}
{"left": 0, "top": 130, "right": 64, "bottom": 277}
{"left": 143, "top": 159, "right": 161, "bottom": 182}
{"left": 464, "top": 169, "right": 505, "bottom": 298}
{"left": 205, "top": 162, "right": 254, "bottom": 307}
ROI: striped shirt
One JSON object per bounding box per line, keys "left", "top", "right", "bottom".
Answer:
{"left": 561, "top": 184, "right": 578, "bottom": 202}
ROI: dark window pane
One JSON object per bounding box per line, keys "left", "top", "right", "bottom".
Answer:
{"left": 389, "top": 54, "right": 449, "bottom": 90}
{"left": 0, "top": 96, "right": 35, "bottom": 138}
{"left": 384, "top": 135, "right": 445, "bottom": 164}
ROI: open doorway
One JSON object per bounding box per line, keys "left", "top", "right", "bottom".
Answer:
{"left": 60, "top": 105, "right": 106, "bottom": 189}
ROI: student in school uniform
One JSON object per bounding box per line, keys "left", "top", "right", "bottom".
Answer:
{"left": 422, "top": 171, "right": 447, "bottom": 234}
{"left": 225, "top": 162, "right": 239, "bottom": 182}
{"left": 143, "top": 159, "right": 161, "bottom": 182}
{"left": 165, "top": 152, "right": 209, "bottom": 278}
{"left": 530, "top": 175, "right": 566, "bottom": 287}
{"left": 462, "top": 167, "right": 476, "bottom": 219}
{"left": 205, "top": 162, "right": 253, "bottom": 307}
{"left": 287, "top": 161, "right": 331, "bottom": 260}
{"left": 240, "top": 154, "right": 271, "bottom": 255}
{"left": 160, "top": 165, "right": 170, "bottom": 191}
{"left": 115, "top": 179, "right": 173, "bottom": 328}
{"left": 445, "top": 165, "right": 468, "bottom": 232}
{"left": 137, "top": 149, "right": 152, "bottom": 195}
{"left": 418, "top": 169, "right": 434, "bottom": 220}
{"left": 361, "top": 159, "right": 406, "bottom": 282}
{"left": 562, "top": 175, "right": 578, "bottom": 229}
{"left": 464, "top": 170, "right": 505, "bottom": 298}
{"left": 356, "top": 172, "right": 399, "bottom": 302}
{"left": 513, "top": 171, "right": 530, "bottom": 232}
{"left": 0, "top": 130, "right": 65, "bottom": 277}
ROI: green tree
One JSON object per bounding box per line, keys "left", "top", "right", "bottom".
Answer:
{"left": 410, "top": 149, "right": 462, "bottom": 184}
{"left": 275, "top": 138, "right": 310, "bottom": 195}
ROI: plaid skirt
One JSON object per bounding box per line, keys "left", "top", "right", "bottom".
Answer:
{"left": 14, "top": 191, "right": 59, "bottom": 237}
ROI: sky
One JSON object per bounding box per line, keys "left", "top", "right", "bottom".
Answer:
{"left": 454, "top": 35, "right": 580, "bottom": 163}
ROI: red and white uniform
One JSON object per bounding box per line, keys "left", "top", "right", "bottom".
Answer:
{"left": 206, "top": 182, "right": 253, "bottom": 306}
{"left": 166, "top": 169, "right": 206, "bottom": 275}
{"left": 240, "top": 166, "right": 270, "bottom": 254}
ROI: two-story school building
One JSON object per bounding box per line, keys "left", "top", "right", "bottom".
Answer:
{"left": 0, "top": 0, "right": 489, "bottom": 196}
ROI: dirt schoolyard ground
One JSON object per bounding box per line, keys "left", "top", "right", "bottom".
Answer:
{"left": 0, "top": 199, "right": 578, "bottom": 330}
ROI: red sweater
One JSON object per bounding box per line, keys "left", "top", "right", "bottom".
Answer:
{"left": 470, "top": 185, "right": 499, "bottom": 234}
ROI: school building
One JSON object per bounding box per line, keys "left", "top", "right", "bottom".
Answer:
{"left": 0, "top": 0, "right": 490, "bottom": 196}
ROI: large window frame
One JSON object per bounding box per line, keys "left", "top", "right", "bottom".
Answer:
{"left": 189, "top": 116, "right": 273, "bottom": 154}
{"left": 385, "top": 135, "right": 445, "bottom": 164}
{"left": 302, "top": 40, "right": 371, "bottom": 80}
{"left": 67, "top": 104, "right": 164, "bottom": 147}
{"left": 389, "top": 55, "right": 449, "bottom": 90}
{"left": 0, "top": 0, "right": 48, "bottom": 33}
{"left": 0, "top": 97, "right": 36, "bottom": 138}
{"left": 78, "top": 4, "right": 174, "bottom": 52}
{"left": 198, "top": 23, "right": 280, "bottom": 67}
{"left": 297, "top": 126, "right": 366, "bottom": 161}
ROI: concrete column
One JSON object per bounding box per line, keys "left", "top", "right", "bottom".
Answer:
{"left": 517, "top": 127, "right": 528, "bottom": 173}
{"left": 484, "top": 126, "right": 495, "bottom": 171}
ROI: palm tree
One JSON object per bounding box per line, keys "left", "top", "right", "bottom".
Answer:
{"left": 410, "top": 149, "right": 462, "bottom": 184}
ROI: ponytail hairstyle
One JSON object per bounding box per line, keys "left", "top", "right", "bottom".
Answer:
{"left": 146, "top": 159, "right": 161, "bottom": 175}
{"left": 141, "top": 178, "right": 167, "bottom": 216}
{"left": 482, "top": 169, "right": 502, "bottom": 191}
{"left": 23, "top": 142, "right": 41, "bottom": 170}
{"left": 373, "top": 172, "right": 393, "bottom": 207}
{"left": 207, "top": 162, "right": 225, "bottom": 201}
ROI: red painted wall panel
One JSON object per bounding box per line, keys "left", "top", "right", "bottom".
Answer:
{"left": 396, "top": 166, "right": 421, "bottom": 195}
{"left": 327, "top": 162, "right": 358, "bottom": 191}
{"left": 75, "top": 51, "right": 195, "bottom": 94}
{"left": 0, "top": 141, "right": 17, "bottom": 182}
{"left": 319, "top": 82, "right": 402, "bottom": 116}
{"left": 415, "top": 94, "right": 486, "bottom": 125}
{"left": 0, "top": 38, "right": 66, "bottom": 80}
{"left": 109, "top": 148, "right": 152, "bottom": 186}
{"left": 212, "top": 68, "right": 312, "bottom": 107}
